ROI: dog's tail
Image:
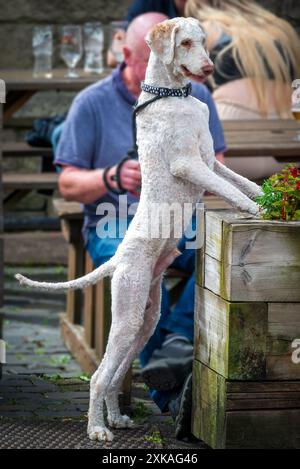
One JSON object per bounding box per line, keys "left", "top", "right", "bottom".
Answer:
{"left": 15, "top": 259, "right": 116, "bottom": 292}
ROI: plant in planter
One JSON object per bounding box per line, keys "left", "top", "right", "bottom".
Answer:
{"left": 256, "top": 164, "right": 300, "bottom": 221}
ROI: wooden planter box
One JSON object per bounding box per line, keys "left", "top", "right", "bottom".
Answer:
{"left": 192, "top": 210, "right": 300, "bottom": 449}
{"left": 0, "top": 313, "right": 3, "bottom": 379}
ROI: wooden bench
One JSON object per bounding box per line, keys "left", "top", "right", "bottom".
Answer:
{"left": 2, "top": 142, "right": 53, "bottom": 158}
{"left": 3, "top": 172, "right": 58, "bottom": 207}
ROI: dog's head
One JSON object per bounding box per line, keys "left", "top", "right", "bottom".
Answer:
{"left": 146, "top": 17, "right": 214, "bottom": 81}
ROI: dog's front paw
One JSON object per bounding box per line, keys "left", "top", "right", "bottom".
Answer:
{"left": 88, "top": 425, "right": 114, "bottom": 442}
{"left": 108, "top": 414, "right": 134, "bottom": 429}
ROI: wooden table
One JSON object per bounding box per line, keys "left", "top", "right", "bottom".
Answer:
{"left": 1, "top": 68, "right": 109, "bottom": 123}
{"left": 223, "top": 120, "right": 300, "bottom": 161}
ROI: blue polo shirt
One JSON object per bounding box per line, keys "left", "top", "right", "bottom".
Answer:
{"left": 126, "top": 0, "right": 179, "bottom": 21}
{"left": 54, "top": 64, "right": 226, "bottom": 243}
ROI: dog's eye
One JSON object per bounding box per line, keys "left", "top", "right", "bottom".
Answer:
{"left": 181, "top": 39, "right": 192, "bottom": 48}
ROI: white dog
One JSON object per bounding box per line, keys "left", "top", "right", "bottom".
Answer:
{"left": 16, "top": 18, "right": 262, "bottom": 441}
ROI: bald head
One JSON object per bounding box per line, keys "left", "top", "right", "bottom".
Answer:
{"left": 125, "top": 12, "right": 168, "bottom": 52}
{"left": 122, "top": 12, "right": 169, "bottom": 92}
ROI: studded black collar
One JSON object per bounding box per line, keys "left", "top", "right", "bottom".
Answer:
{"left": 141, "top": 81, "right": 192, "bottom": 98}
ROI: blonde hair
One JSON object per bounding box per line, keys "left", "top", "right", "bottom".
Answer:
{"left": 185, "top": 0, "right": 300, "bottom": 117}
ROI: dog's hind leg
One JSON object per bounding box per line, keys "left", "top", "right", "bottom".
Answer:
{"left": 105, "top": 276, "right": 163, "bottom": 429}
{"left": 87, "top": 265, "right": 152, "bottom": 442}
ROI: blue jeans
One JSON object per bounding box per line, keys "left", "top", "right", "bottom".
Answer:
{"left": 87, "top": 216, "right": 196, "bottom": 412}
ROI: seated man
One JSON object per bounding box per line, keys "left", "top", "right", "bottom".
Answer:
{"left": 54, "top": 13, "right": 226, "bottom": 439}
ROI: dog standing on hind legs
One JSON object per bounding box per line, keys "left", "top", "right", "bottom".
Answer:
{"left": 16, "top": 17, "right": 263, "bottom": 442}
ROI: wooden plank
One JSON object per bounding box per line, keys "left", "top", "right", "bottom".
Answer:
{"left": 94, "top": 278, "right": 111, "bottom": 360}
{"left": 225, "top": 143, "right": 300, "bottom": 158}
{"left": 0, "top": 313, "right": 3, "bottom": 379}
{"left": 192, "top": 361, "right": 300, "bottom": 449}
{"left": 227, "top": 380, "right": 300, "bottom": 393}
{"left": 3, "top": 172, "right": 58, "bottom": 190}
{"left": 222, "top": 120, "right": 300, "bottom": 132}
{"left": 53, "top": 198, "right": 82, "bottom": 219}
{"left": 4, "top": 231, "right": 67, "bottom": 265}
{"left": 4, "top": 90, "right": 35, "bottom": 122}
{"left": 122, "top": 368, "right": 132, "bottom": 407}
{"left": 2, "top": 69, "right": 109, "bottom": 92}
{"left": 60, "top": 313, "right": 131, "bottom": 409}
{"left": 202, "top": 196, "right": 231, "bottom": 210}
{"left": 267, "top": 303, "right": 300, "bottom": 380}
{"left": 205, "top": 210, "right": 300, "bottom": 263}
{"left": 64, "top": 219, "right": 85, "bottom": 325}
{"left": 225, "top": 409, "right": 300, "bottom": 449}
{"left": 83, "top": 252, "right": 95, "bottom": 348}
{"left": 195, "top": 286, "right": 300, "bottom": 380}
{"left": 2, "top": 142, "right": 53, "bottom": 158}
{"left": 60, "top": 313, "right": 99, "bottom": 375}
{"left": 0, "top": 103, "right": 4, "bottom": 308}
{"left": 3, "top": 189, "right": 31, "bottom": 207}
{"left": 195, "top": 286, "right": 268, "bottom": 380}
{"left": 222, "top": 119, "right": 300, "bottom": 158}
{"left": 226, "top": 396, "right": 300, "bottom": 410}
{"left": 192, "top": 360, "right": 226, "bottom": 449}
{"left": 66, "top": 243, "right": 83, "bottom": 324}
{"left": 204, "top": 253, "right": 300, "bottom": 302}
{"left": 201, "top": 210, "right": 300, "bottom": 302}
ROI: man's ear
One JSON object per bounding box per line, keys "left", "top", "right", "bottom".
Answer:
{"left": 145, "top": 21, "right": 180, "bottom": 65}
{"left": 123, "top": 45, "right": 131, "bottom": 65}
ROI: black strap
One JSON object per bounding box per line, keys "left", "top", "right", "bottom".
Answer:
{"left": 103, "top": 165, "right": 125, "bottom": 195}
{"left": 131, "top": 95, "right": 164, "bottom": 158}
{"left": 131, "top": 82, "right": 192, "bottom": 159}
{"left": 103, "top": 97, "right": 164, "bottom": 195}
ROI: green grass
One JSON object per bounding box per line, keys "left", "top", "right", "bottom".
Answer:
{"left": 76, "top": 373, "right": 91, "bottom": 382}
{"left": 132, "top": 401, "right": 153, "bottom": 424}
{"left": 43, "top": 374, "right": 63, "bottom": 382}
{"left": 48, "top": 355, "right": 71, "bottom": 366}
{"left": 145, "top": 431, "right": 164, "bottom": 445}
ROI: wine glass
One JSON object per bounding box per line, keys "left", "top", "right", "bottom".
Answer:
{"left": 292, "top": 79, "right": 300, "bottom": 142}
{"left": 60, "top": 25, "right": 83, "bottom": 78}
{"left": 32, "top": 26, "right": 53, "bottom": 78}
{"left": 83, "top": 22, "right": 104, "bottom": 74}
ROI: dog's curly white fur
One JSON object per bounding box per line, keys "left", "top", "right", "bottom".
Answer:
{"left": 15, "top": 18, "right": 262, "bottom": 441}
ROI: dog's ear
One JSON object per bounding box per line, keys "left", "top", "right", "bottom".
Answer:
{"left": 146, "top": 21, "right": 180, "bottom": 65}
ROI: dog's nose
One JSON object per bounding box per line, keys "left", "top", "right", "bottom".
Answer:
{"left": 202, "top": 63, "right": 214, "bottom": 76}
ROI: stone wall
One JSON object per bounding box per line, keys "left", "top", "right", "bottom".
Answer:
{"left": 0, "top": 0, "right": 132, "bottom": 69}
{"left": 0, "top": 0, "right": 299, "bottom": 70}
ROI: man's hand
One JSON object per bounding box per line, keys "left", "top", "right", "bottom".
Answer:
{"left": 108, "top": 159, "right": 141, "bottom": 195}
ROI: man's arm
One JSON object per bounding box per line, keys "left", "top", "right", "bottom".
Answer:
{"left": 58, "top": 160, "right": 141, "bottom": 204}
{"left": 54, "top": 93, "right": 141, "bottom": 203}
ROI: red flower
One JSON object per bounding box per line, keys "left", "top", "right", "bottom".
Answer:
{"left": 296, "top": 181, "right": 300, "bottom": 191}
{"left": 290, "top": 167, "right": 299, "bottom": 178}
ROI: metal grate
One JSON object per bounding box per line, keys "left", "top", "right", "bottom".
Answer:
{"left": 0, "top": 419, "right": 165, "bottom": 449}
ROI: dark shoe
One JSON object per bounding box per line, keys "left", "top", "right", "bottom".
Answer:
{"left": 141, "top": 335, "right": 193, "bottom": 391}
{"left": 168, "top": 372, "right": 193, "bottom": 440}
